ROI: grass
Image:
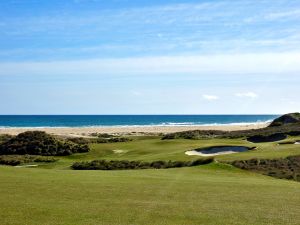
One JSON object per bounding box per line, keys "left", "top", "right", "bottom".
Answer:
{"left": 1, "top": 163, "right": 300, "bottom": 225}
{"left": 47, "top": 136, "right": 300, "bottom": 169}
{"left": 1, "top": 135, "right": 300, "bottom": 224}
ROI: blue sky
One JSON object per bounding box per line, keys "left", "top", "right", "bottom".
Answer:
{"left": 0, "top": 0, "right": 300, "bottom": 114}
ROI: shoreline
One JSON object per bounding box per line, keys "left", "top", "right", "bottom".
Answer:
{"left": 0, "top": 123, "right": 269, "bottom": 137}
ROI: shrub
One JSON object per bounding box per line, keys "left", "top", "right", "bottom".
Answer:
{"left": 0, "top": 134, "right": 13, "bottom": 143}
{"left": 247, "top": 133, "right": 287, "bottom": 143}
{"left": 67, "top": 136, "right": 132, "bottom": 144}
{"left": 71, "top": 158, "right": 214, "bottom": 170}
{"left": 0, "top": 131, "right": 89, "bottom": 156}
{"left": 67, "top": 137, "right": 90, "bottom": 144}
{"left": 95, "top": 137, "right": 132, "bottom": 143}
{"left": 230, "top": 155, "right": 300, "bottom": 182}
{"left": 0, "top": 155, "right": 57, "bottom": 166}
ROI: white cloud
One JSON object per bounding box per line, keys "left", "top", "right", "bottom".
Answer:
{"left": 265, "top": 9, "right": 300, "bottom": 20}
{"left": 131, "top": 91, "right": 142, "bottom": 96}
{"left": 202, "top": 94, "right": 219, "bottom": 101}
{"left": 1, "top": 52, "right": 300, "bottom": 76}
{"left": 235, "top": 92, "right": 258, "bottom": 98}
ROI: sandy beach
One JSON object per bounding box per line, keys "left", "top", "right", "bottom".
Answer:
{"left": 0, "top": 123, "right": 268, "bottom": 137}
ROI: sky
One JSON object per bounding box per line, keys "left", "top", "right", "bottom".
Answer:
{"left": 0, "top": 0, "right": 300, "bottom": 114}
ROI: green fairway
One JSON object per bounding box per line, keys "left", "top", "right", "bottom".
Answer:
{"left": 1, "top": 135, "right": 300, "bottom": 224}
{"left": 1, "top": 163, "right": 300, "bottom": 225}
{"left": 47, "top": 136, "right": 300, "bottom": 169}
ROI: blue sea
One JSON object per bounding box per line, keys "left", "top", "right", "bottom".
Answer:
{"left": 0, "top": 115, "right": 279, "bottom": 128}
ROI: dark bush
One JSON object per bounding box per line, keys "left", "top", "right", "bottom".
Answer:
{"left": 231, "top": 155, "right": 300, "bottom": 182}
{"left": 95, "top": 137, "right": 132, "bottom": 143}
{"left": 0, "top": 155, "right": 57, "bottom": 166}
{"left": 247, "top": 133, "right": 287, "bottom": 143}
{"left": 67, "top": 136, "right": 132, "bottom": 144}
{"left": 67, "top": 137, "right": 90, "bottom": 144}
{"left": 0, "top": 131, "right": 89, "bottom": 156}
{"left": 0, "top": 134, "right": 13, "bottom": 143}
{"left": 71, "top": 158, "right": 214, "bottom": 170}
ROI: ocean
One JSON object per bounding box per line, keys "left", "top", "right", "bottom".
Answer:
{"left": 0, "top": 115, "right": 278, "bottom": 128}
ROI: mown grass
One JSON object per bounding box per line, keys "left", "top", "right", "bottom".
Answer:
{"left": 1, "top": 164, "right": 300, "bottom": 225}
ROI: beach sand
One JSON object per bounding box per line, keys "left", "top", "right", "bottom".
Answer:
{"left": 0, "top": 123, "right": 268, "bottom": 137}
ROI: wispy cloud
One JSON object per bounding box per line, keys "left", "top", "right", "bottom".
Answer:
{"left": 235, "top": 92, "right": 258, "bottom": 98}
{"left": 1, "top": 0, "right": 300, "bottom": 60}
{"left": 1, "top": 53, "right": 300, "bottom": 76}
{"left": 265, "top": 9, "right": 300, "bottom": 20}
{"left": 130, "top": 90, "right": 142, "bottom": 96}
{"left": 202, "top": 95, "right": 219, "bottom": 101}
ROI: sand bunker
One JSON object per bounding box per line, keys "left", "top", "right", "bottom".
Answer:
{"left": 15, "top": 165, "right": 38, "bottom": 168}
{"left": 185, "top": 146, "right": 253, "bottom": 156}
{"left": 278, "top": 141, "right": 300, "bottom": 145}
{"left": 113, "top": 149, "right": 128, "bottom": 154}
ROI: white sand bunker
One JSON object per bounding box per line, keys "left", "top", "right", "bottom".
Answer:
{"left": 295, "top": 142, "right": 300, "bottom": 145}
{"left": 113, "top": 149, "right": 128, "bottom": 154}
{"left": 185, "top": 146, "right": 252, "bottom": 157}
{"left": 15, "top": 165, "right": 38, "bottom": 168}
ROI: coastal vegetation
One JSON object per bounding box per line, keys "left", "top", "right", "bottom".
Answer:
{"left": 161, "top": 120, "right": 300, "bottom": 141}
{"left": 0, "top": 131, "right": 89, "bottom": 156}
{"left": 0, "top": 134, "right": 12, "bottom": 143}
{"left": 71, "top": 158, "right": 213, "bottom": 170}
{"left": 231, "top": 155, "right": 300, "bottom": 181}
{"left": 247, "top": 133, "right": 287, "bottom": 143}
{"left": 269, "top": 112, "right": 300, "bottom": 126}
{"left": 0, "top": 155, "right": 57, "bottom": 166}
{"left": 68, "top": 136, "right": 132, "bottom": 144}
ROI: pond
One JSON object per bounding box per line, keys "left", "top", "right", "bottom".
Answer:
{"left": 185, "top": 146, "right": 254, "bottom": 156}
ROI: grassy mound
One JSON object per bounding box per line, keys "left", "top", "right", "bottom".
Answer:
{"left": 269, "top": 112, "right": 300, "bottom": 127}
{"left": 72, "top": 158, "right": 214, "bottom": 170}
{"left": 0, "top": 131, "right": 89, "bottom": 156}
{"left": 162, "top": 113, "right": 300, "bottom": 140}
{"left": 162, "top": 123, "right": 300, "bottom": 140}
